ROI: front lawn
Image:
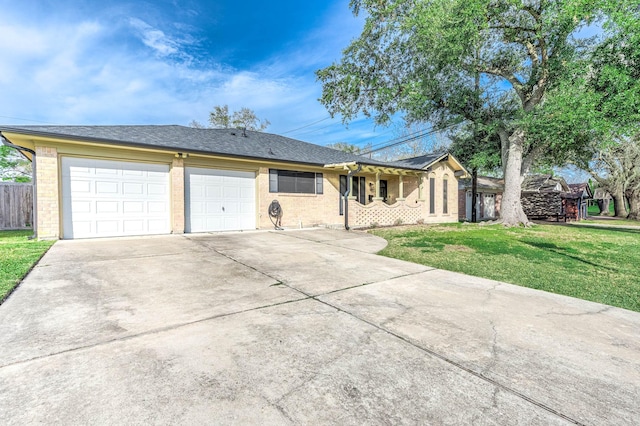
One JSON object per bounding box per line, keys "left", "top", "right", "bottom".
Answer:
{"left": 0, "top": 230, "right": 55, "bottom": 303}
{"left": 371, "top": 223, "right": 640, "bottom": 312}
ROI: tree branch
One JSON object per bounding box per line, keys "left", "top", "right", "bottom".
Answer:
{"left": 479, "top": 67, "right": 525, "bottom": 104}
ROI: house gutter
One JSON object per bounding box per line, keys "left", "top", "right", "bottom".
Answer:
{"left": 0, "top": 135, "right": 37, "bottom": 239}
{"left": 343, "top": 164, "right": 362, "bottom": 231}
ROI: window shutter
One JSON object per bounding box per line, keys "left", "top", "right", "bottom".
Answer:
{"left": 443, "top": 176, "right": 448, "bottom": 214}
{"left": 269, "top": 169, "right": 278, "bottom": 192}
{"left": 316, "top": 173, "right": 323, "bottom": 194}
{"left": 429, "top": 177, "right": 435, "bottom": 214}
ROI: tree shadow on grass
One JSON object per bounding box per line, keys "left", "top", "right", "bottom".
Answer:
{"left": 520, "top": 240, "right": 617, "bottom": 272}
{"left": 569, "top": 224, "right": 640, "bottom": 235}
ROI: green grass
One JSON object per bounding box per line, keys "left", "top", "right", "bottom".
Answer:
{"left": 0, "top": 230, "right": 55, "bottom": 303}
{"left": 371, "top": 223, "right": 640, "bottom": 312}
{"left": 588, "top": 202, "right": 613, "bottom": 216}
{"left": 580, "top": 218, "right": 640, "bottom": 227}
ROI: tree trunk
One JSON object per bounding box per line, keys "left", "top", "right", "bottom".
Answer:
{"left": 627, "top": 189, "right": 640, "bottom": 221}
{"left": 597, "top": 198, "right": 610, "bottom": 215}
{"left": 499, "top": 129, "right": 530, "bottom": 226}
{"left": 471, "top": 168, "right": 477, "bottom": 223}
{"left": 611, "top": 189, "right": 629, "bottom": 217}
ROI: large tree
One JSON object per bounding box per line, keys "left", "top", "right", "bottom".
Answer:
{"left": 523, "top": 1, "right": 640, "bottom": 218}
{"left": 317, "top": 0, "right": 620, "bottom": 226}
{"left": 190, "top": 105, "right": 270, "bottom": 132}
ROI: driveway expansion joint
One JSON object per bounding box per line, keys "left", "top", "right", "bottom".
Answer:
{"left": 309, "top": 297, "right": 586, "bottom": 426}
{"left": 0, "top": 296, "right": 310, "bottom": 370}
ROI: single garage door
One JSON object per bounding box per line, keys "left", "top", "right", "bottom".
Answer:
{"left": 61, "top": 157, "right": 171, "bottom": 239}
{"left": 185, "top": 167, "right": 256, "bottom": 232}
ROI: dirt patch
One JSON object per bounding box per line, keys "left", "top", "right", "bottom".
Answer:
{"left": 444, "top": 244, "right": 474, "bottom": 253}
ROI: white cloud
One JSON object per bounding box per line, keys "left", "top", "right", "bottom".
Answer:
{"left": 0, "top": 0, "right": 393, "bottom": 148}
{"left": 128, "top": 18, "right": 180, "bottom": 57}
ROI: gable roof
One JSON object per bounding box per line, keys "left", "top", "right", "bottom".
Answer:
{"left": 458, "top": 176, "right": 504, "bottom": 191}
{"left": 521, "top": 174, "right": 570, "bottom": 192}
{"left": 0, "top": 125, "right": 426, "bottom": 171}
{"left": 395, "top": 151, "right": 469, "bottom": 174}
{"left": 567, "top": 183, "right": 593, "bottom": 199}
{"left": 593, "top": 188, "right": 611, "bottom": 200}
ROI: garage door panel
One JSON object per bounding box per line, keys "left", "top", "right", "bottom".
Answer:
{"left": 62, "top": 157, "right": 170, "bottom": 239}
{"left": 123, "top": 183, "right": 143, "bottom": 195}
{"left": 96, "top": 221, "right": 119, "bottom": 234}
{"left": 186, "top": 167, "right": 256, "bottom": 233}
{"left": 123, "top": 201, "right": 144, "bottom": 213}
{"left": 147, "top": 184, "right": 167, "bottom": 196}
{"left": 123, "top": 220, "right": 144, "bottom": 233}
{"left": 205, "top": 186, "right": 222, "bottom": 198}
{"left": 96, "top": 201, "right": 119, "bottom": 214}
{"left": 96, "top": 167, "right": 118, "bottom": 176}
{"left": 148, "top": 201, "right": 168, "bottom": 214}
{"left": 96, "top": 181, "right": 119, "bottom": 194}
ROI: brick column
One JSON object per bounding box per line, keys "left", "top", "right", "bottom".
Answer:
{"left": 35, "top": 146, "right": 60, "bottom": 239}
{"left": 373, "top": 172, "right": 383, "bottom": 201}
{"left": 171, "top": 157, "right": 185, "bottom": 234}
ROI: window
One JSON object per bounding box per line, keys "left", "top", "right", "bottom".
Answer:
{"left": 269, "top": 169, "right": 323, "bottom": 194}
{"left": 380, "top": 179, "right": 388, "bottom": 201}
{"left": 429, "top": 176, "right": 435, "bottom": 214}
{"left": 340, "top": 175, "right": 366, "bottom": 205}
{"left": 443, "top": 175, "right": 449, "bottom": 214}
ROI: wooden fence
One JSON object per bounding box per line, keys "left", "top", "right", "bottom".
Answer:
{"left": 0, "top": 183, "right": 33, "bottom": 229}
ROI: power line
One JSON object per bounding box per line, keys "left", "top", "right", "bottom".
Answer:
{"left": 360, "top": 122, "right": 464, "bottom": 155}
{"left": 0, "top": 115, "right": 58, "bottom": 125}
{"left": 280, "top": 116, "right": 331, "bottom": 135}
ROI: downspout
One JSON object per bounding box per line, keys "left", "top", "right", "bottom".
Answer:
{"left": 1, "top": 135, "right": 37, "bottom": 240}
{"left": 344, "top": 164, "right": 362, "bottom": 231}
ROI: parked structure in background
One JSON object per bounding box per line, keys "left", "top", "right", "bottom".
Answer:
{"left": 520, "top": 175, "right": 570, "bottom": 220}
{"left": 563, "top": 183, "right": 593, "bottom": 220}
{"left": 458, "top": 174, "right": 593, "bottom": 222}
{"left": 458, "top": 176, "right": 503, "bottom": 221}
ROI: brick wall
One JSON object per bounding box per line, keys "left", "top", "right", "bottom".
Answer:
{"left": 35, "top": 146, "right": 60, "bottom": 239}
{"left": 257, "top": 167, "right": 346, "bottom": 229}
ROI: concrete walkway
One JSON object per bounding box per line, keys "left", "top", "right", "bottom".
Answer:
{"left": 0, "top": 229, "right": 638, "bottom": 425}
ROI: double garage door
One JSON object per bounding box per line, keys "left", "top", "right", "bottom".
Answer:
{"left": 62, "top": 158, "right": 255, "bottom": 239}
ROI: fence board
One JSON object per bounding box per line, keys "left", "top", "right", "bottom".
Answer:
{"left": 0, "top": 183, "right": 33, "bottom": 229}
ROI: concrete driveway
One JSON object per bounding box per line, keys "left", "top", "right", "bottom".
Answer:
{"left": 0, "top": 229, "right": 638, "bottom": 425}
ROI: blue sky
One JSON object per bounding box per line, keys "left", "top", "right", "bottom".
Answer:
{"left": 0, "top": 0, "right": 398, "bottom": 148}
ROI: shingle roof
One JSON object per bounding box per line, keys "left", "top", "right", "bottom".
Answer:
{"left": 0, "top": 125, "right": 424, "bottom": 171}
{"left": 566, "top": 183, "right": 593, "bottom": 199}
{"left": 521, "top": 174, "right": 570, "bottom": 192}
{"left": 395, "top": 152, "right": 447, "bottom": 169}
{"left": 458, "top": 176, "right": 504, "bottom": 190}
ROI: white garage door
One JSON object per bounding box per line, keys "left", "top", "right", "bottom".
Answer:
{"left": 185, "top": 167, "right": 256, "bottom": 232}
{"left": 61, "top": 157, "right": 171, "bottom": 239}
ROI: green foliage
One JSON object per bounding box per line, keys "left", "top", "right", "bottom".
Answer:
{"left": 229, "top": 107, "right": 271, "bottom": 132}
{"left": 0, "top": 230, "right": 54, "bottom": 303}
{"left": 372, "top": 223, "right": 640, "bottom": 312}
{"left": 0, "top": 145, "right": 32, "bottom": 182}
{"left": 191, "top": 105, "right": 270, "bottom": 132}
{"left": 326, "top": 142, "right": 364, "bottom": 154}
{"left": 318, "top": 0, "right": 621, "bottom": 224}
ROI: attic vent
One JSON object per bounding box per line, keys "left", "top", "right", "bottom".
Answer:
{"left": 268, "top": 148, "right": 275, "bottom": 155}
